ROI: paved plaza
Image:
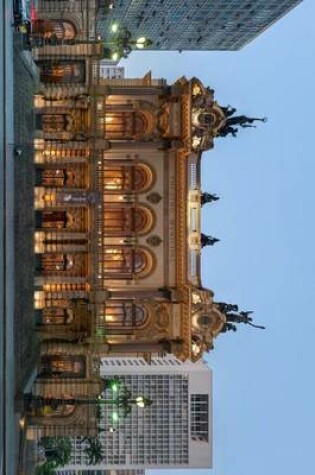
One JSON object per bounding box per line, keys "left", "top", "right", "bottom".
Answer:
{"left": 0, "top": 1, "right": 39, "bottom": 473}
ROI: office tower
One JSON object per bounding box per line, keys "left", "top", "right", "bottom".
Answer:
{"left": 96, "top": 0, "right": 302, "bottom": 51}
{"left": 60, "top": 356, "right": 212, "bottom": 471}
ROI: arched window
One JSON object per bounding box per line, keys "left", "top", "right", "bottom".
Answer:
{"left": 104, "top": 112, "right": 149, "bottom": 139}
{"left": 40, "top": 356, "right": 86, "bottom": 379}
{"left": 36, "top": 308, "right": 74, "bottom": 326}
{"left": 104, "top": 206, "right": 153, "bottom": 235}
{"left": 104, "top": 163, "right": 153, "bottom": 193}
{"left": 33, "top": 19, "right": 76, "bottom": 40}
{"left": 38, "top": 253, "right": 75, "bottom": 272}
{"left": 36, "top": 168, "right": 67, "bottom": 187}
{"left": 36, "top": 210, "right": 68, "bottom": 229}
{"left": 102, "top": 301, "right": 148, "bottom": 329}
{"left": 104, "top": 247, "right": 153, "bottom": 279}
{"left": 39, "top": 61, "right": 85, "bottom": 84}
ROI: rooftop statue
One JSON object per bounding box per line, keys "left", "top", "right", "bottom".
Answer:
{"left": 226, "top": 311, "right": 265, "bottom": 329}
{"left": 201, "top": 192, "right": 220, "bottom": 206}
{"left": 221, "top": 105, "right": 237, "bottom": 117}
{"left": 226, "top": 115, "right": 267, "bottom": 127}
{"left": 220, "top": 323, "right": 237, "bottom": 333}
{"left": 200, "top": 234, "right": 220, "bottom": 248}
{"left": 218, "top": 125, "right": 238, "bottom": 137}
{"left": 215, "top": 302, "right": 239, "bottom": 313}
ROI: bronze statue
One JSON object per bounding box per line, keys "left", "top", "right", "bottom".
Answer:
{"left": 201, "top": 192, "right": 220, "bottom": 206}
{"left": 218, "top": 125, "right": 238, "bottom": 137}
{"left": 220, "top": 323, "right": 237, "bottom": 333}
{"left": 221, "top": 105, "right": 237, "bottom": 117}
{"left": 226, "top": 311, "right": 265, "bottom": 330}
{"left": 201, "top": 234, "right": 220, "bottom": 247}
{"left": 215, "top": 302, "right": 239, "bottom": 313}
{"left": 226, "top": 115, "right": 267, "bottom": 127}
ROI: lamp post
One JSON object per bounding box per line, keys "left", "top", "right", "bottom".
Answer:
{"left": 26, "top": 378, "right": 152, "bottom": 422}
{"left": 28, "top": 22, "right": 152, "bottom": 60}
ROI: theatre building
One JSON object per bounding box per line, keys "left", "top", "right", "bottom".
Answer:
{"left": 30, "top": 48, "right": 228, "bottom": 436}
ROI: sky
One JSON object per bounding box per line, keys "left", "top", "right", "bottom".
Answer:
{"left": 120, "top": 1, "right": 315, "bottom": 475}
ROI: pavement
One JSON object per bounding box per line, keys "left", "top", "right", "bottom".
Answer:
{"left": 0, "top": 1, "right": 39, "bottom": 474}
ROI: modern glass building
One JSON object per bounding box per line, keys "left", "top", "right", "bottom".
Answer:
{"left": 96, "top": 0, "right": 302, "bottom": 51}
{"left": 60, "top": 356, "right": 212, "bottom": 471}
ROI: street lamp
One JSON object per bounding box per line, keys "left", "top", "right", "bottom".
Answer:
{"left": 25, "top": 377, "right": 152, "bottom": 423}
{"left": 104, "top": 24, "right": 153, "bottom": 60}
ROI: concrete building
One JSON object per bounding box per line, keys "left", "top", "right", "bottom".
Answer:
{"left": 99, "top": 62, "right": 125, "bottom": 79}
{"left": 96, "top": 0, "right": 302, "bottom": 51}
{"left": 60, "top": 356, "right": 212, "bottom": 471}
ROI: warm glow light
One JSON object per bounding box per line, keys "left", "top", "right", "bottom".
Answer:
{"left": 105, "top": 116, "right": 113, "bottom": 123}
{"left": 112, "top": 52, "right": 119, "bottom": 61}
{"left": 136, "top": 43, "right": 144, "bottom": 49}
{"left": 19, "top": 417, "right": 26, "bottom": 429}
{"left": 111, "top": 23, "right": 119, "bottom": 33}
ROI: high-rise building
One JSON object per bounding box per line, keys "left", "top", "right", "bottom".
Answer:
{"left": 59, "top": 356, "right": 212, "bottom": 471}
{"left": 96, "top": 0, "right": 302, "bottom": 51}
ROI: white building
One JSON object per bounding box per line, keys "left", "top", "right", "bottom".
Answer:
{"left": 99, "top": 62, "right": 125, "bottom": 79}
{"left": 61, "top": 356, "right": 212, "bottom": 471}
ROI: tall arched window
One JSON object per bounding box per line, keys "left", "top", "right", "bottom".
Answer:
{"left": 39, "top": 61, "right": 85, "bottom": 84}
{"left": 102, "top": 301, "right": 149, "bottom": 329}
{"left": 35, "top": 308, "right": 74, "bottom": 326}
{"left": 37, "top": 253, "right": 75, "bottom": 272}
{"left": 104, "top": 112, "right": 149, "bottom": 139}
{"left": 33, "top": 19, "right": 76, "bottom": 40}
{"left": 104, "top": 247, "right": 153, "bottom": 279}
{"left": 104, "top": 206, "right": 153, "bottom": 236}
{"left": 40, "top": 356, "right": 86, "bottom": 379}
{"left": 36, "top": 210, "right": 68, "bottom": 229}
{"left": 104, "top": 163, "right": 153, "bottom": 193}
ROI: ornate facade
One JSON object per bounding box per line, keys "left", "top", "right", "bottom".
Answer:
{"left": 29, "top": 2, "right": 232, "bottom": 437}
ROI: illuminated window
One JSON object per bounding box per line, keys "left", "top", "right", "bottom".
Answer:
{"left": 102, "top": 301, "right": 148, "bottom": 329}
{"left": 38, "top": 61, "right": 85, "bottom": 83}
{"left": 37, "top": 253, "right": 75, "bottom": 272}
{"left": 104, "top": 163, "right": 153, "bottom": 192}
{"left": 33, "top": 19, "right": 76, "bottom": 40}
{"left": 104, "top": 247, "right": 152, "bottom": 279}
{"left": 36, "top": 168, "right": 67, "bottom": 187}
{"left": 35, "top": 210, "right": 67, "bottom": 229}
{"left": 40, "top": 356, "right": 86, "bottom": 379}
{"left": 35, "top": 308, "right": 74, "bottom": 326}
{"left": 104, "top": 206, "right": 153, "bottom": 235}
{"left": 104, "top": 112, "right": 148, "bottom": 139}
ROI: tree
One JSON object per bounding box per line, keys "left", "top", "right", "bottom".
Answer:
{"left": 40, "top": 436, "right": 72, "bottom": 467}
{"left": 36, "top": 461, "right": 57, "bottom": 475}
{"left": 83, "top": 437, "right": 103, "bottom": 465}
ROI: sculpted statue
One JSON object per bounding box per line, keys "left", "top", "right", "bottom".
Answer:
{"left": 221, "top": 105, "right": 237, "bottom": 117}
{"left": 220, "top": 323, "right": 237, "bottom": 333}
{"left": 226, "top": 115, "right": 267, "bottom": 127}
{"left": 201, "top": 192, "right": 220, "bottom": 206}
{"left": 215, "top": 302, "right": 239, "bottom": 313}
{"left": 218, "top": 125, "right": 238, "bottom": 138}
{"left": 201, "top": 234, "right": 220, "bottom": 248}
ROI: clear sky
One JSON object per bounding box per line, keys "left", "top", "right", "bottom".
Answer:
{"left": 120, "top": 1, "right": 314, "bottom": 474}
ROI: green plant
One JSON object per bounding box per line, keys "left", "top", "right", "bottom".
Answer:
{"left": 36, "top": 461, "right": 57, "bottom": 475}
{"left": 40, "top": 436, "right": 72, "bottom": 467}
{"left": 83, "top": 437, "right": 103, "bottom": 465}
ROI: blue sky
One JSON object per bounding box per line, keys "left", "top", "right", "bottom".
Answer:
{"left": 121, "top": 1, "right": 314, "bottom": 474}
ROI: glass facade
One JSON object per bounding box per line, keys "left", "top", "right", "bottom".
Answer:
{"left": 96, "top": 0, "right": 302, "bottom": 51}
